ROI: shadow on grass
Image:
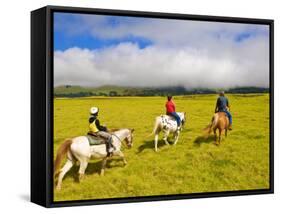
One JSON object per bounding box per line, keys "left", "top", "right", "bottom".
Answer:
{"left": 86, "top": 158, "right": 125, "bottom": 174}
{"left": 193, "top": 135, "right": 216, "bottom": 147}
{"left": 137, "top": 139, "right": 169, "bottom": 153}
{"left": 85, "top": 161, "right": 103, "bottom": 175}
{"left": 183, "top": 128, "right": 193, "bottom": 132}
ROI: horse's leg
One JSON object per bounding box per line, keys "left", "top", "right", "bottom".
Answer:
{"left": 100, "top": 157, "right": 108, "bottom": 176}
{"left": 163, "top": 130, "right": 170, "bottom": 146}
{"left": 213, "top": 128, "right": 218, "bottom": 144}
{"left": 154, "top": 133, "right": 159, "bottom": 152}
{"left": 78, "top": 158, "right": 89, "bottom": 181}
{"left": 173, "top": 132, "right": 179, "bottom": 145}
{"left": 116, "top": 150, "right": 127, "bottom": 166}
{"left": 56, "top": 159, "right": 73, "bottom": 190}
{"left": 218, "top": 129, "right": 222, "bottom": 145}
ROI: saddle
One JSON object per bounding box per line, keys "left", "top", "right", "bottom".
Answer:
{"left": 86, "top": 132, "right": 106, "bottom": 145}
{"left": 216, "top": 111, "right": 228, "bottom": 118}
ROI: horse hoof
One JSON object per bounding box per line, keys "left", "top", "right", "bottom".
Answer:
{"left": 79, "top": 174, "right": 84, "bottom": 181}
{"left": 56, "top": 186, "right": 61, "bottom": 191}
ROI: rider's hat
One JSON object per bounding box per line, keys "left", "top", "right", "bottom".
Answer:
{"left": 90, "top": 107, "right": 99, "bottom": 115}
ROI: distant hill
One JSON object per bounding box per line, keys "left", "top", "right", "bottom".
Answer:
{"left": 54, "top": 85, "right": 131, "bottom": 97}
{"left": 54, "top": 85, "right": 269, "bottom": 98}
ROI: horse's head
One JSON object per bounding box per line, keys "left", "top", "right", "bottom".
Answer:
{"left": 180, "top": 112, "right": 187, "bottom": 128}
{"left": 112, "top": 128, "right": 134, "bottom": 148}
{"left": 124, "top": 128, "right": 134, "bottom": 148}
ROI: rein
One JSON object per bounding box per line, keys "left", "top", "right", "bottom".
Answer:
{"left": 112, "top": 133, "right": 123, "bottom": 144}
{"left": 112, "top": 130, "right": 133, "bottom": 147}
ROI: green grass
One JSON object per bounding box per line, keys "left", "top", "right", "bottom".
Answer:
{"left": 53, "top": 94, "right": 270, "bottom": 201}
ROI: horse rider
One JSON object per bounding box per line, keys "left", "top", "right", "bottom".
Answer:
{"left": 88, "top": 107, "right": 114, "bottom": 156}
{"left": 215, "top": 91, "right": 233, "bottom": 130}
{"left": 165, "top": 95, "right": 181, "bottom": 131}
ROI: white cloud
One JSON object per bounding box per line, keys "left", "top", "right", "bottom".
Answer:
{"left": 54, "top": 35, "right": 269, "bottom": 88}
{"left": 91, "top": 18, "right": 267, "bottom": 48}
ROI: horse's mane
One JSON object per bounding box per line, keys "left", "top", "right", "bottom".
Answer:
{"left": 108, "top": 128, "right": 121, "bottom": 133}
{"left": 108, "top": 128, "right": 133, "bottom": 134}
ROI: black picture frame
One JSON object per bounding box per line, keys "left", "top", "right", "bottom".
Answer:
{"left": 31, "top": 5, "right": 274, "bottom": 208}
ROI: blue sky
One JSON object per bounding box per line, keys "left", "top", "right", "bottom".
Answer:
{"left": 54, "top": 31, "right": 153, "bottom": 50}
{"left": 54, "top": 12, "right": 269, "bottom": 88}
{"left": 54, "top": 13, "right": 154, "bottom": 51}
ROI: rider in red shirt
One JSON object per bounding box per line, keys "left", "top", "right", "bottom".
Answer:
{"left": 165, "top": 96, "right": 181, "bottom": 130}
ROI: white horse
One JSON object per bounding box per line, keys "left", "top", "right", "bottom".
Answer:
{"left": 150, "top": 112, "right": 186, "bottom": 152}
{"left": 54, "top": 128, "right": 134, "bottom": 190}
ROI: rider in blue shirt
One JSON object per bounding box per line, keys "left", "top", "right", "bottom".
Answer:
{"left": 215, "top": 91, "right": 233, "bottom": 130}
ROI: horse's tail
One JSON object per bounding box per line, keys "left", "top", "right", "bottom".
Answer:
{"left": 204, "top": 114, "right": 218, "bottom": 134}
{"left": 147, "top": 116, "right": 161, "bottom": 137}
{"left": 54, "top": 139, "right": 73, "bottom": 177}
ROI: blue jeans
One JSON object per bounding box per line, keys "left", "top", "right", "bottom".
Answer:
{"left": 169, "top": 112, "right": 181, "bottom": 127}
{"left": 223, "top": 110, "right": 232, "bottom": 125}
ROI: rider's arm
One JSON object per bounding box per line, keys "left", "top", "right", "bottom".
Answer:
{"left": 215, "top": 99, "right": 219, "bottom": 112}
{"left": 172, "top": 101, "right": 176, "bottom": 112}
{"left": 89, "top": 116, "right": 95, "bottom": 123}
{"left": 96, "top": 119, "right": 107, "bottom": 132}
{"left": 226, "top": 98, "right": 230, "bottom": 111}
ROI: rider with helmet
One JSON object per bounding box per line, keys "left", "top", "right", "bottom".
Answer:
{"left": 88, "top": 107, "right": 114, "bottom": 156}
{"left": 165, "top": 95, "right": 181, "bottom": 131}
{"left": 215, "top": 91, "right": 233, "bottom": 130}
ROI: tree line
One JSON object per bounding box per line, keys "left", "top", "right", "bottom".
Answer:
{"left": 54, "top": 87, "right": 269, "bottom": 98}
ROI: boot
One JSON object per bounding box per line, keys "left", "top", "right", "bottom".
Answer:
{"left": 106, "top": 142, "right": 114, "bottom": 157}
{"left": 228, "top": 124, "right": 233, "bottom": 130}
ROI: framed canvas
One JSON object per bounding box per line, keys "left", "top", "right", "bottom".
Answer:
{"left": 31, "top": 5, "right": 274, "bottom": 207}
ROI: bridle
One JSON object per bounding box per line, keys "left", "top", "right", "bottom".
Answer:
{"left": 111, "top": 129, "right": 133, "bottom": 148}
{"left": 124, "top": 131, "right": 133, "bottom": 147}
{"left": 112, "top": 133, "right": 123, "bottom": 144}
{"left": 181, "top": 113, "right": 187, "bottom": 127}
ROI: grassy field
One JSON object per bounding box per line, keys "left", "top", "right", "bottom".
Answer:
{"left": 53, "top": 94, "right": 270, "bottom": 201}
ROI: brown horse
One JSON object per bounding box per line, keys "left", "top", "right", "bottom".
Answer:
{"left": 204, "top": 112, "right": 229, "bottom": 145}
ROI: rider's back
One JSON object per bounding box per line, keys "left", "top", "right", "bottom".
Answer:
{"left": 217, "top": 96, "right": 229, "bottom": 112}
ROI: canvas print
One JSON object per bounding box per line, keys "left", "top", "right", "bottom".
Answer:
{"left": 53, "top": 12, "right": 270, "bottom": 202}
